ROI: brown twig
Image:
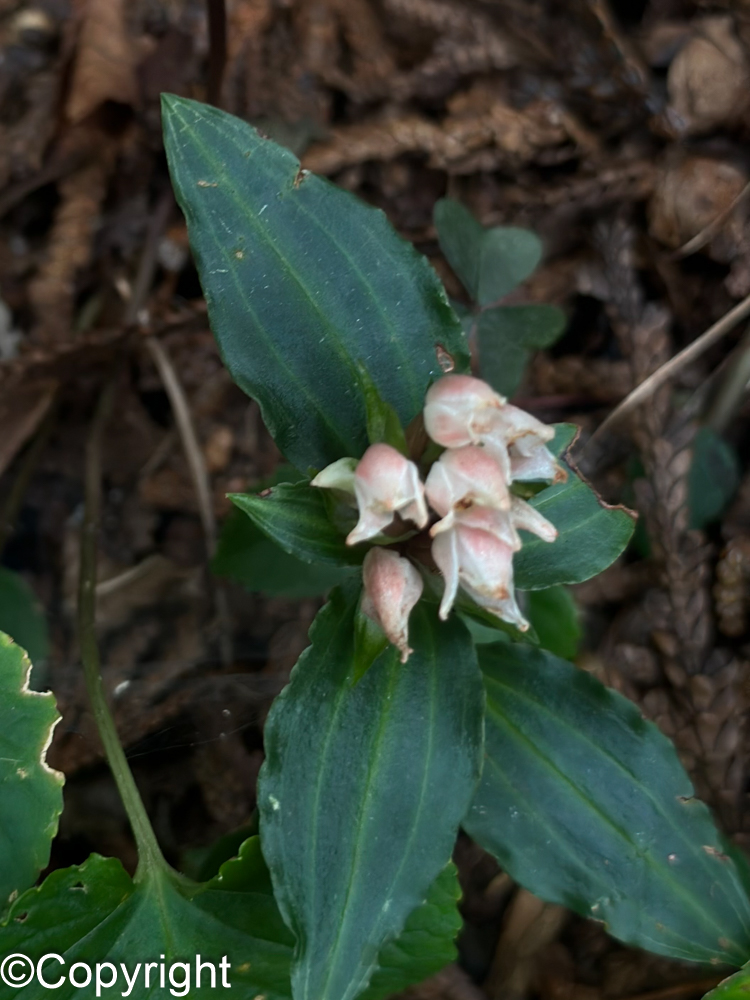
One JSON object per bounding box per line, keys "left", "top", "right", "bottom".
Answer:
{"left": 671, "top": 180, "right": 750, "bottom": 260}
{"left": 586, "top": 290, "right": 750, "bottom": 447}
{"left": 144, "top": 336, "right": 233, "bottom": 666}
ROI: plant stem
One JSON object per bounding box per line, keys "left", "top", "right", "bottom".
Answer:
{"left": 78, "top": 377, "right": 168, "bottom": 880}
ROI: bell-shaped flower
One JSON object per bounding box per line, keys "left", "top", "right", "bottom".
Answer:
{"left": 346, "top": 443, "right": 428, "bottom": 546}
{"left": 423, "top": 374, "right": 505, "bottom": 449}
{"left": 361, "top": 547, "right": 423, "bottom": 663}
{"left": 425, "top": 445, "right": 510, "bottom": 533}
{"left": 432, "top": 520, "right": 516, "bottom": 622}
{"left": 509, "top": 496, "right": 557, "bottom": 542}
{"left": 482, "top": 405, "right": 564, "bottom": 484}
{"left": 431, "top": 503, "right": 520, "bottom": 551}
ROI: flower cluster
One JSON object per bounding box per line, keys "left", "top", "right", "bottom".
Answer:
{"left": 312, "top": 374, "right": 563, "bottom": 662}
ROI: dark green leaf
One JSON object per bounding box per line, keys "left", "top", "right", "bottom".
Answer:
{"left": 0, "top": 568, "right": 49, "bottom": 670}
{"left": 229, "top": 482, "right": 362, "bottom": 567}
{"left": 465, "top": 642, "right": 750, "bottom": 965}
{"left": 212, "top": 507, "right": 353, "bottom": 597}
{"left": 514, "top": 425, "right": 636, "bottom": 590}
{"left": 689, "top": 427, "right": 740, "bottom": 530}
{"left": 359, "top": 863, "right": 462, "bottom": 1000}
{"left": 163, "top": 96, "right": 468, "bottom": 470}
{"left": 358, "top": 364, "right": 409, "bottom": 455}
{"left": 434, "top": 199, "right": 542, "bottom": 306}
{"left": 353, "top": 602, "right": 389, "bottom": 682}
{"left": 478, "top": 305, "right": 566, "bottom": 397}
{"left": 0, "top": 633, "right": 63, "bottom": 910}
{"left": 0, "top": 842, "right": 293, "bottom": 1000}
{"left": 258, "top": 587, "right": 484, "bottom": 1000}
{"left": 526, "top": 586, "right": 580, "bottom": 660}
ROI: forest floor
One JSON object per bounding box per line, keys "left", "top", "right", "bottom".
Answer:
{"left": 2, "top": 0, "right": 750, "bottom": 997}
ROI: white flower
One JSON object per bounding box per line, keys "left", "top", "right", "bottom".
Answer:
{"left": 423, "top": 374, "right": 564, "bottom": 484}
{"left": 310, "top": 456, "right": 358, "bottom": 496}
{"left": 509, "top": 496, "right": 557, "bottom": 543}
{"left": 346, "top": 443, "right": 428, "bottom": 546}
{"left": 423, "top": 374, "right": 505, "bottom": 450}
{"left": 362, "top": 548, "right": 423, "bottom": 663}
{"left": 425, "top": 445, "right": 510, "bottom": 534}
{"left": 431, "top": 520, "right": 516, "bottom": 622}
{"left": 429, "top": 499, "right": 555, "bottom": 628}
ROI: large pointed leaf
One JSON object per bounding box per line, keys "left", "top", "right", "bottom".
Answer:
{"left": 0, "top": 633, "right": 63, "bottom": 909}
{"left": 702, "top": 965, "right": 750, "bottom": 1000}
{"left": 465, "top": 642, "right": 750, "bottom": 966}
{"left": 514, "top": 425, "right": 635, "bottom": 590}
{"left": 0, "top": 838, "right": 461, "bottom": 1000}
{"left": 162, "top": 96, "right": 468, "bottom": 471}
{"left": 229, "top": 483, "right": 362, "bottom": 566}
{"left": 258, "top": 586, "right": 484, "bottom": 1000}
{"left": 434, "top": 199, "right": 542, "bottom": 306}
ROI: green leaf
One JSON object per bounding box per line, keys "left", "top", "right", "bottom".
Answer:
{"left": 526, "top": 586, "right": 580, "bottom": 660}
{"left": 0, "top": 842, "right": 293, "bottom": 1000}
{"left": 514, "top": 425, "right": 636, "bottom": 590}
{"left": 689, "top": 427, "right": 740, "bottom": 530}
{"left": 0, "top": 633, "right": 63, "bottom": 910}
{"left": 229, "top": 482, "right": 362, "bottom": 567}
{"left": 465, "top": 642, "right": 750, "bottom": 966}
{"left": 212, "top": 507, "right": 353, "bottom": 597}
{"left": 0, "top": 568, "right": 49, "bottom": 669}
{"left": 357, "top": 363, "right": 409, "bottom": 455}
{"left": 702, "top": 965, "right": 750, "bottom": 1000}
{"left": 0, "top": 833, "right": 462, "bottom": 1000}
{"left": 434, "top": 199, "right": 542, "bottom": 306}
{"left": 258, "top": 586, "right": 484, "bottom": 1000}
{"left": 478, "top": 305, "right": 566, "bottom": 397}
{"left": 163, "top": 96, "right": 468, "bottom": 471}
{"left": 359, "top": 863, "right": 462, "bottom": 1000}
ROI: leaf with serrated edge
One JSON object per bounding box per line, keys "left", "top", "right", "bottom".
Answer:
{"left": 465, "top": 642, "right": 750, "bottom": 966}
{"left": 0, "top": 632, "right": 63, "bottom": 909}
{"left": 259, "top": 585, "right": 484, "bottom": 1000}
{"left": 163, "top": 96, "right": 468, "bottom": 471}
{"left": 514, "top": 425, "right": 635, "bottom": 590}
{"left": 0, "top": 839, "right": 461, "bottom": 1000}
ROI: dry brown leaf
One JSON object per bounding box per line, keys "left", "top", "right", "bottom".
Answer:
{"left": 66, "top": 0, "right": 137, "bottom": 123}
{"left": 0, "top": 378, "right": 57, "bottom": 477}
{"left": 666, "top": 16, "right": 749, "bottom": 135}
{"left": 648, "top": 155, "right": 748, "bottom": 257}
{"left": 29, "top": 146, "right": 114, "bottom": 343}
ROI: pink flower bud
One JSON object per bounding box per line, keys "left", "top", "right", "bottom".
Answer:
{"left": 423, "top": 375, "right": 505, "bottom": 449}
{"left": 347, "top": 443, "right": 428, "bottom": 546}
{"left": 463, "top": 584, "right": 529, "bottom": 632}
{"left": 362, "top": 548, "right": 424, "bottom": 663}
{"left": 424, "top": 446, "right": 510, "bottom": 530}
{"left": 432, "top": 521, "right": 515, "bottom": 622}
{"left": 510, "top": 496, "right": 557, "bottom": 542}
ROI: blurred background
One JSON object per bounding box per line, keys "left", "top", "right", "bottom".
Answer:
{"left": 2, "top": 0, "right": 750, "bottom": 997}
